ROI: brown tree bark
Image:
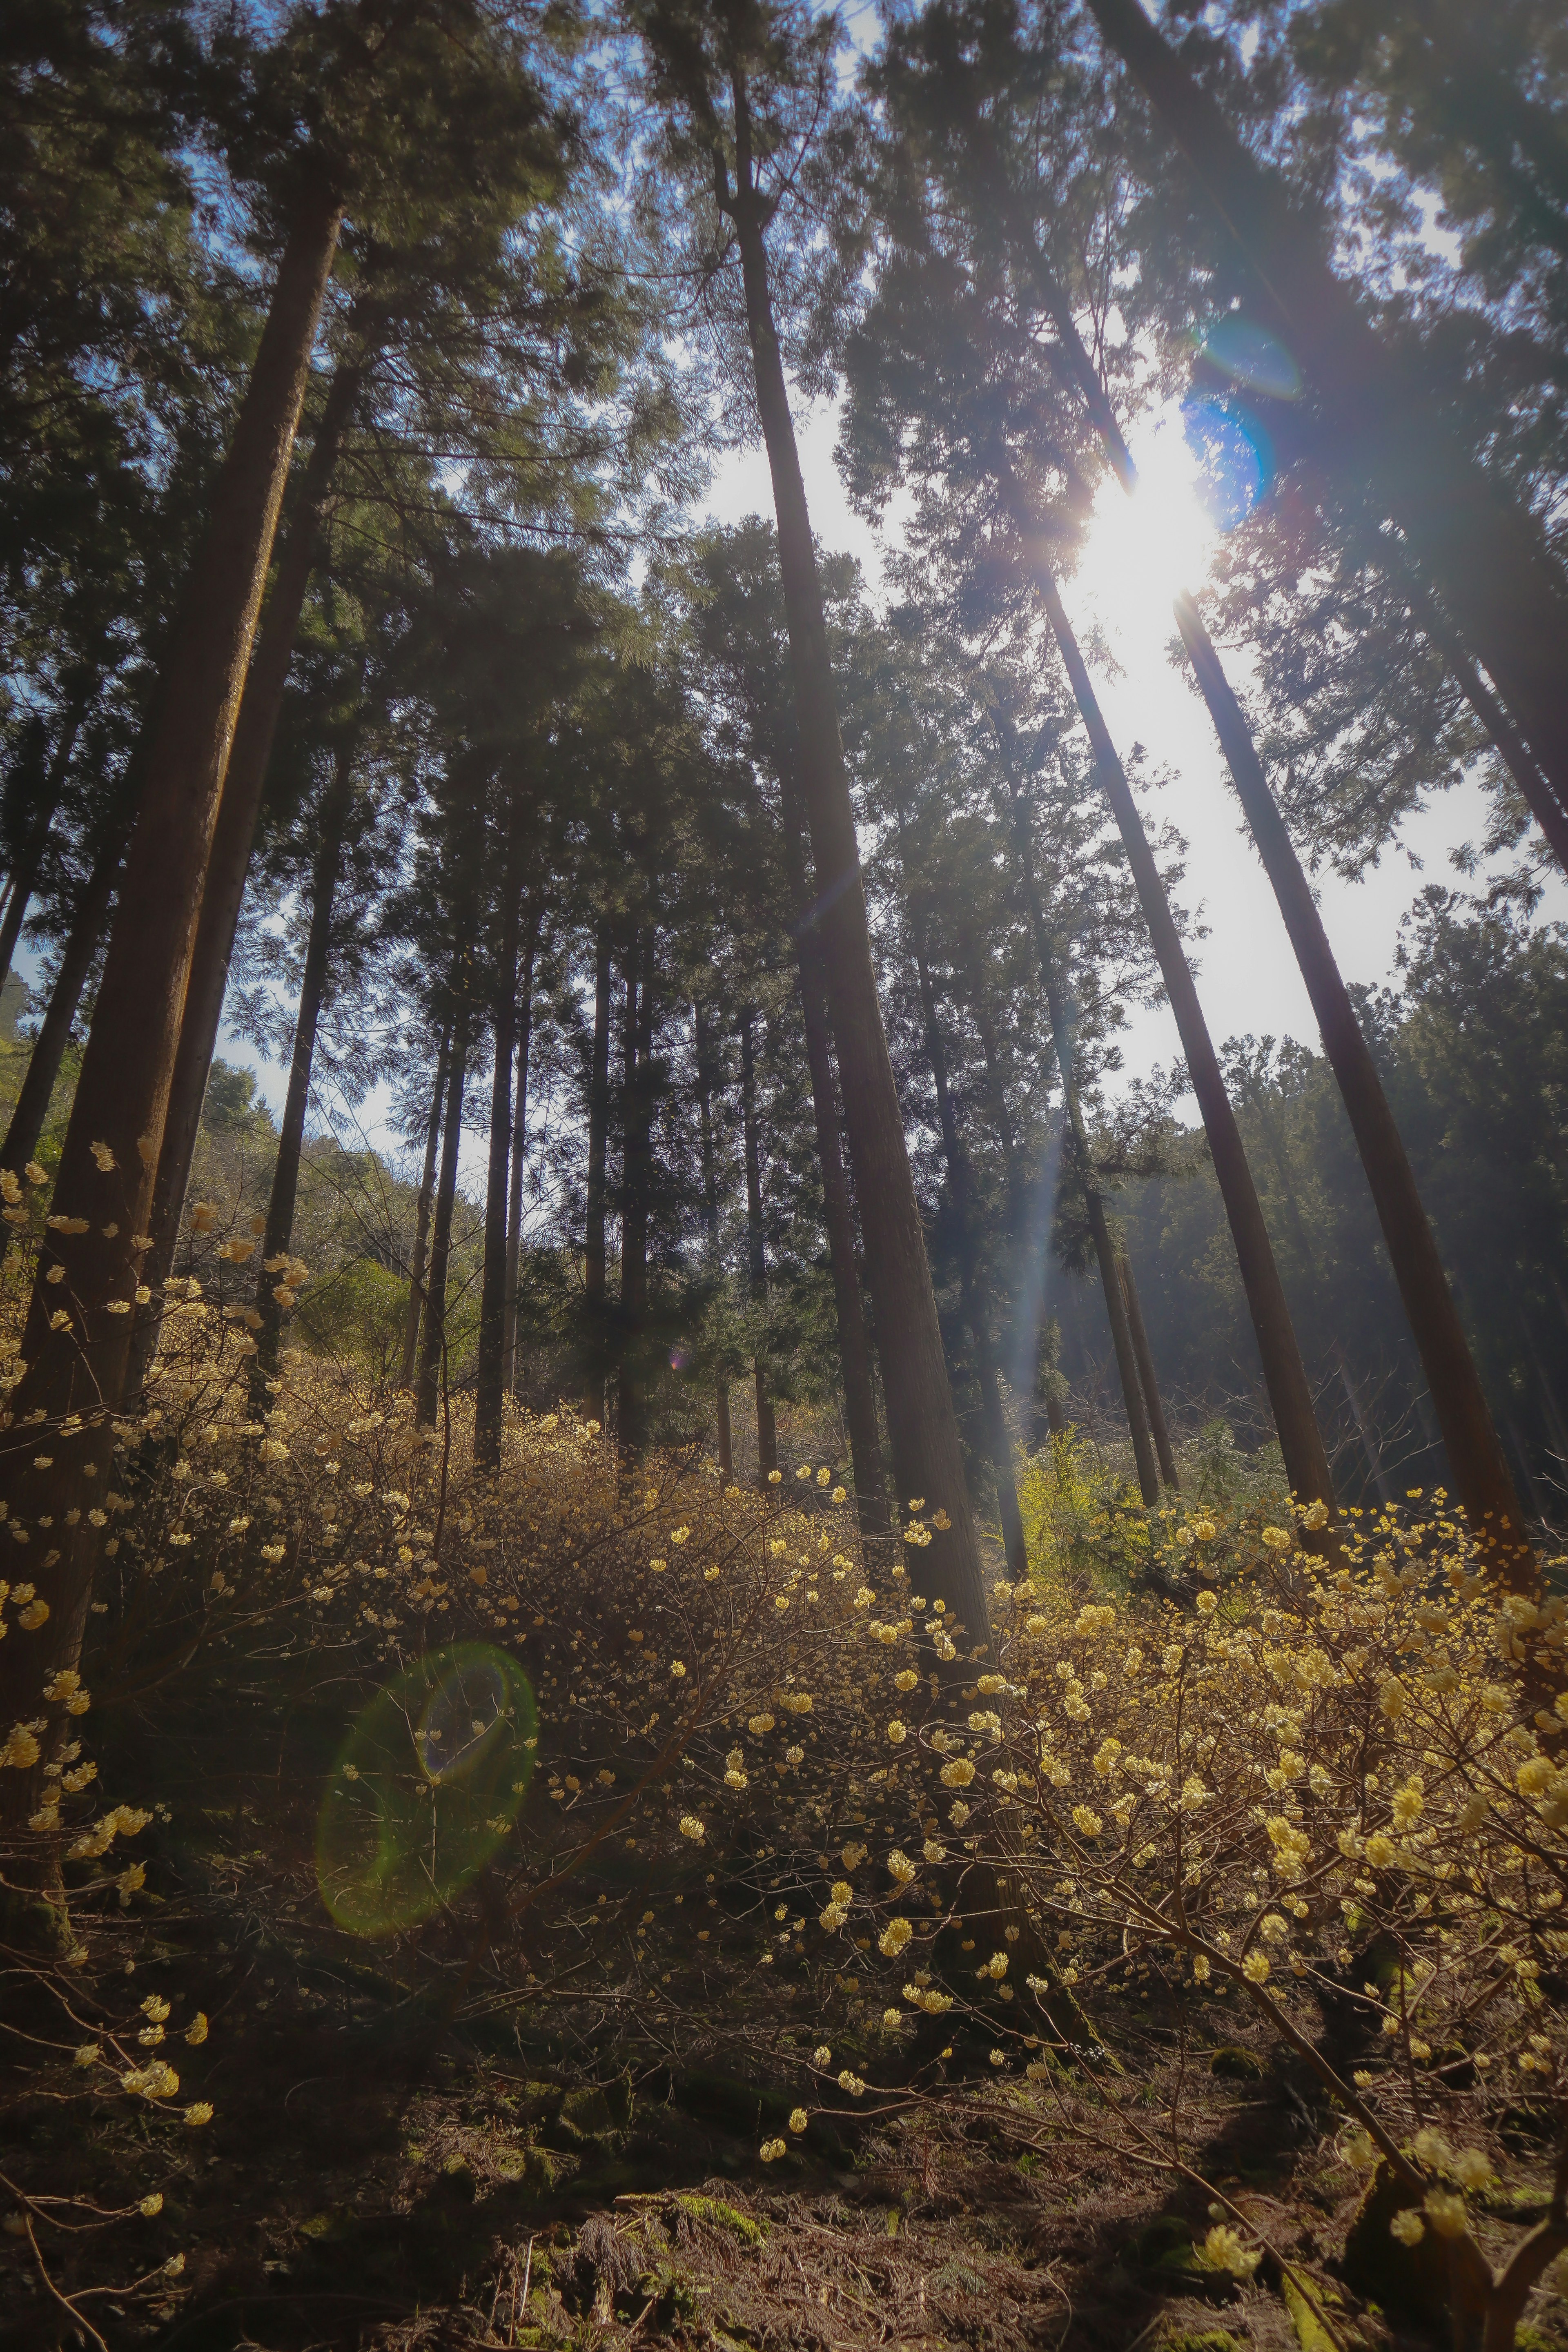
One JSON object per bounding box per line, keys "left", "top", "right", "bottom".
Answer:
{"left": 416, "top": 1006, "right": 470, "bottom": 1430}
{"left": 722, "top": 83, "right": 992, "bottom": 1642}
{"left": 1119, "top": 1250, "right": 1180, "bottom": 1492}
{"left": 617, "top": 929, "right": 655, "bottom": 1458}
{"left": 475, "top": 806, "right": 526, "bottom": 1470}
{"left": 401, "top": 1028, "right": 450, "bottom": 1391}
{"left": 1033, "top": 561, "right": 1336, "bottom": 1517}
{"left": 502, "top": 906, "right": 543, "bottom": 1394}
{"left": 0, "top": 833, "right": 126, "bottom": 1197}
{"left": 0, "top": 685, "right": 93, "bottom": 990}
{"left": 1048, "top": 982, "right": 1161, "bottom": 1506}
{"left": 0, "top": 176, "right": 343, "bottom": 1817}
{"left": 780, "top": 786, "right": 889, "bottom": 1534}
{"left": 693, "top": 999, "right": 733, "bottom": 1481}
{"left": 1082, "top": 0, "right": 1568, "bottom": 864}
{"left": 739, "top": 1006, "right": 778, "bottom": 1483}
{"left": 911, "top": 932, "right": 1029, "bottom": 1584}
{"left": 136, "top": 351, "right": 365, "bottom": 1344}
{"left": 249, "top": 743, "right": 354, "bottom": 1401}
{"left": 1174, "top": 593, "right": 1533, "bottom": 1580}
{"left": 581, "top": 921, "right": 611, "bottom": 1427}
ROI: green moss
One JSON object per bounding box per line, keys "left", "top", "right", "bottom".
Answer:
{"left": 673, "top": 2194, "right": 767, "bottom": 2247}
{"left": 1159, "top": 2331, "right": 1240, "bottom": 2352}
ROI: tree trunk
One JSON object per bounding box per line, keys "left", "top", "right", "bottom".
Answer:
{"left": 0, "top": 176, "right": 343, "bottom": 1821}
{"left": 503, "top": 906, "right": 542, "bottom": 1394}
{"left": 581, "top": 921, "right": 611, "bottom": 1427}
{"left": 693, "top": 999, "right": 734, "bottom": 1481}
{"left": 0, "top": 831, "right": 126, "bottom": 1198}
{"left": 724, "top": 94, "right": 991, "bottom": 1642}
{"left": 1049, "top": 985, "right": 1161, "bottom": 1505}
{"left": 1033, "top": 561, "right": 1335, "bottom": 1518}
{"left": 1119, "top": 1250, "right": 1179, "bottom": 1492}
{"left": 401, "top": 1029, "right": 450, "bottom": 1390}
{"left": 617, "top": 928, "right": 655, "bottom": 1458}
{"left": 910, "top": 929, "right": 1029, "bottom": 1584}
{"left": 1082, "top": 0, "right": 1568, "bottom": 864}
{"left": 416, "top": 1006, "right": 470, "bottom": 1430}
{"left": 0, "top": 686, "right": 93, "bottom": 989}
{"left": 136, "top": 351, "right": 365, "bottom": 1340}
{"left": 475, "top": 813, "right": 526, "bottom": 1470}
{"left": 739, "top": 1007, "right": 778, "bottom": 1483}
{"left": 249, "top": 745, "right": 353, "bottom": 1401}
{"left": 780, "top": 784, "right": 889, "bottom": 1534}
{"left": 1175, "top": 593, "right": 1534, "bottom": 1577}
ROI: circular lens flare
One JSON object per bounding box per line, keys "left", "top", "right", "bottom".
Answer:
{"left": 1180, "top": 398, "right": 1274, "bottom": 532}
{"left": 1198, "top": 314, "right": 1302, "bottom": 403}
{"left": 316, "top": 1643, "right": 537, "bottom": 1938}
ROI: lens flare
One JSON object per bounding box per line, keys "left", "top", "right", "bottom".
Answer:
{"left": 1198, "top": 314, "right": 1302, "bottom": 403}
{"left": 1180, "top": 398, "right": 1274, "bottom": 531}
{"left": 316, "top": 1642, "right": 537, "bottom": 1937}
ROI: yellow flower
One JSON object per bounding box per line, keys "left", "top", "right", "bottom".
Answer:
{"left": 879, "top": 1919, "right": 912, "bottom": 1956}
{"left": 183, "top": 2103, "right": 214, "bottom": 2126}
{"left": 1390, "top": 2209, "right": 1425, "bottom": 2245}
{"left": 677, "top": 1815, "right": 705, "bottom": 1842}
{"left": 760, "top": 2137, "right": 786, "bottom": 2161}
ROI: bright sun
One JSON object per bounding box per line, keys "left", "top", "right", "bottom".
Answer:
{"left": 1072, "top": 399, "right": 1221, "bottom": 652}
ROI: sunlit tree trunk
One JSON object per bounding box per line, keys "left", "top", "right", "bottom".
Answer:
{"left": 0, "top": 177, "right": 343, "bottom": 1823}
{"left": 723, "top": 83, "right": 991, "bottom": 1640}
{"left": 401, "top": 1029, "right": 450, "bottom": 1391}
{"left": 739, "top": 1006, "right": 777, "bottom": 1483}
{"left": 1033, "top": 562, "right": 1335, "bottom": 1519}
{"left": 1176, "top": 595, "right": 1533, "bottom": 1579}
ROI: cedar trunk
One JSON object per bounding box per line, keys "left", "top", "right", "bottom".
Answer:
{"left": 0, "top": 686, "right": 93, "bottom": 989}
{"left": 502, "top": 909, "right": 542, "bottom": 1392}
{"left": 617, "top": 933, "right": 655, "bottom": 1458}
{"left": 1174, "top": 593, "right": 1534, "bottom": 1580}
{"left": 0, "top": 177, "right": 343, "bottom": 1817}
{"left": 780, "top": 789, "right": 888, "bottom": 1533}
{"left": 250, "top": 747, "right": 353, "bottom": 1399}
{"left": 581, "top": 922, "right": 611, "bottom": 1425}
{"left": 726, "top": 104, "right": 992, "bottom": 1643}
{"left": 1034, "top": 561, "right": 1335, "bottom": 1516}
{"left": 416, "top": 1009, "right": 470, "bottom": 1429}
{"left": 693, "top": 1000, "right": 733, "bottom": 1481}
{"left": 1083, "top": 0, "right": 1568, "bottom": 864}
{"left": 401, "top": 1030, "right": 451, "bottom": 1390}
{"left": 1120, "top": 1251, "right": 1180, "bottom": 1492}
{"left": 739, "top": 1007, "right": 777, "bottom": 1483}
{"left": 0, "top": 833, "right": 125, "bottom": 1195}
{"left": 137, "top": 353, "right": 364, "bottom": 1337}
{"left": 475, "top": 813, "right": 526, "bottom": 1469}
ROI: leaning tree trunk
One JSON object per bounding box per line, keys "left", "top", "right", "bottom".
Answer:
{"left": 693, "top": 1000, "right": 734, "bottom": 1481}
{"left": 725, "top": 94, "right": 992, "bottom": 1644}
{"left": 913, "top": 939, "right": 1030, "bottom": 1585}
{"left": 0, "top": 174, "right": 343, "bottom": 1824}
{"left": 1174, "top": 594, "right": 1534, "bottom": 1582}
{"left": 739, "top": 1007, "right": 778, "bottom": 1483}
{"left": 136, "top": 350, "right": 365, "bottom": 1354}
{"left": 1032, "top": 560, "right": 1336, "bottom": 1519}
{"left": 249, "top": 748, "right": 353, "bottom": 1405}
{"left": 581, "top": 922, "right": 612, "bottom": 1428}
{"left": 0, "top": 830, "right": 126, "bottom": 1205}
{"left": 475, "top": 809, "right": 526, "bottom": 1470}
{"left": 780, "top": 784, "right": 889, "bottom": 1534}
{"left": 401, "top": 1029, "right": 450, "bottom": 1391}
{"left": 416, "top": 1007, "right": 471, "bottom": 1430}
{"left": 1082, "top": 0, "right": 1568, "bottom": 866}
{"left": 502, "top": 905, "right": 542, "bottom": 1394}
{"left": 1119, "top": 1250, "right": 1179, "bottom": 1493}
